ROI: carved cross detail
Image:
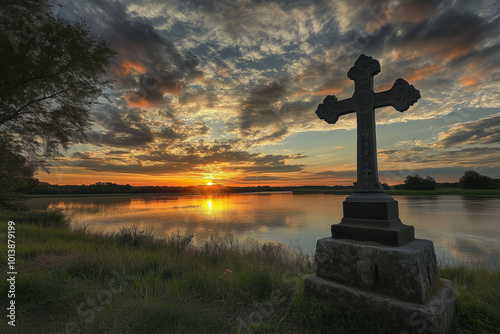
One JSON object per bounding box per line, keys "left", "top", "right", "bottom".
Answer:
{"left": 316, "top": 54, "right": 420, "bottom": 193}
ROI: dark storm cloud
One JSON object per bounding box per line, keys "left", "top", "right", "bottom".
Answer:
{"left": 178, "top": 90, "right": 218, "bottom": 106}
{"left": 134, "top": 141, "right": 290, "bottom": 168}
{"left": 158, "top": 126, "right": 183, "bottom": 140}
{"left": 385, "top": 0, "right": 441, "bottom": 23}
{"left": 439, "top": 147, "right": 500, "bottom": 164}
{"left": 238, "top": 79, "right": 289, "bottom": 134}
{"left": 254, "top": 128, "right": 289, "bottom": 144}
{"left": 392, "top": 9, "right": 499, "bottom": 60}
{"left": 62, "top": 0, "right": 203, "bottom": 107}
{"left": 86, "top": 99, "right": 211, "bottom": 148}
{"left": 185, "top": 0, "right": 334, "bottom": 47}
{"left": 71, "top": 152, "right": 95, "bottom": 160}
{"left": 279, "top": 100, "right": 318, "bottom": 121}
{"left": 435, "top": 113, "right": 500, "bottom": 148}
{"left": 379, "top": 145, "right": 500, "bottom": 167}
{"left": 338, "top": 0, "right": 499, "bottom": 66}
{"left": 73, "top": 160, "right": 187, "bottom": 174}
{"left": 345, "top": 24, "right": 396, "bottom": 56}
{"left": 452, "top": 43, "right": 500, "bottom": 79}
{"left": 156, "top": 121, "right": 210, "bottom": 142}
{"left": 338, "top": 0, "right": 442, "bottom": 34}
{"left": 105, "top": 150, "right": 129, "bottom": 155}
{"left": 87, "top": 107, "right": 155, "bottom": 148}
{"left": 379, "top": 146, "right": 437, "bottom": 164}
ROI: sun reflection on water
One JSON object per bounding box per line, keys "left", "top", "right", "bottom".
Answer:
{"left": 26, "top": 193, "right": 500, "bottom": 267}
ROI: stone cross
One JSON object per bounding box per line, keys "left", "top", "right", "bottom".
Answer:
{"left": 315, "top": 54, "right": 420, "bottom": 246}
{"left": 306, "top": 56, "right": 454, "bottom": 334}
{"left": 316, "top": 54, "right": 420, "bottom": 193}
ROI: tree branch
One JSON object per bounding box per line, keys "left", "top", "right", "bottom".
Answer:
{"left": 0, "top": 88, "right": 70, "bottom": 126}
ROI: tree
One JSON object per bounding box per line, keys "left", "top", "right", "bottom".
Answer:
{"left": 403, "top": 174, "right": 437, "bottom": 190}
{"left": 0, "top": 0, "right": 116, "bottom": 167}
{"left": 0, "top": 139, "right": 37, "bottom": 208}
{"left": 459, "top": 170, "right": 498, "bottom": 189}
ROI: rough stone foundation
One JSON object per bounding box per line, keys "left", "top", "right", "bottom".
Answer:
{"left": 305, "top": 274, "right": 455, "bottom": 334}
{"left": 304, "top": 237, "right": 455, "bottom": 334}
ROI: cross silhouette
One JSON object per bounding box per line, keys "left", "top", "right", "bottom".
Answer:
{"left": 316, "top": 54, "right": 420, "bottom": 193}
{"left": 315, "top": 55, "right": 420, "bottom": 246}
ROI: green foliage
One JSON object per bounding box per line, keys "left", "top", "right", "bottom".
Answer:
{"left": 0, "top": 140, "right": 37, "bottom": 209}
{"left": 440, "top": 264, "right": 500, "bottom": 333}
{"left": 165, "top": 230, "right": 195, "bottom": 251}
{"left": 0, "top": 207, "right": 69, "bottom": 228}
{"left": 403, "top": 174, "right": 437, "bottom": 190}
{"left": 459, "top": 170, "right": 500, "bottom": 189}
{"left": 108, "top": 225, "right": 156, "bottom": 247}
{"left": 0, "top": 0, "right": 116, "bottom": 166}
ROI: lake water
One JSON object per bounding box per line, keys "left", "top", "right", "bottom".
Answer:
{"left": 28, "top": 192, "right": 500, "bottom": 268}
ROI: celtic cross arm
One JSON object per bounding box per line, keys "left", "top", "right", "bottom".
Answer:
{"left": 315, "top": 95, "right": 355, "bottom": 124}
{"left": 374, "top": 78, "right": 421, "bottom": 112}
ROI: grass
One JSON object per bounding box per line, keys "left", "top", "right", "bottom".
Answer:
{"left": 293, "top": 187, "right": 500, "bottom": 196}
{"left": 0, "top": 207, "right": 70, "bottom": 228}
{"left": 0, "top": 209, "right": 499, "bottom": 333}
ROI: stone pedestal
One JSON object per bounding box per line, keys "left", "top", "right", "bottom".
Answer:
{"left": 332, "top": 193, "right": 415, "bottom": 246}
{"left": 304, "top": 238, "right": 455, "bottom": 334}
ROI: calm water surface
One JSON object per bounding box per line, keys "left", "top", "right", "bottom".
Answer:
{"left": 28, "top": 193, "right": 500, "bottom": 267}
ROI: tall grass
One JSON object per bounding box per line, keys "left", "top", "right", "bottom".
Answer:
{"left": 439, "top": 263, "right": 500, "bottom": 334}
{"left": 107, "top": 224, "right": 156, "bottom": 246}
{"left": 0, "top": 207, "right": 70, "bottom": 228}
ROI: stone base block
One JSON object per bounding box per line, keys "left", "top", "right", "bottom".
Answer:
{"left": 332, "top": 219, "right": 415, "bottom": 246}
{"left": 305, "top": 274, "right": 455, "bottom": 334}
{"left": 315, "top": 238, "right": 439, "bottom": 304}
{"left": 334, "top": 194, "right": 415, "bottom": 246}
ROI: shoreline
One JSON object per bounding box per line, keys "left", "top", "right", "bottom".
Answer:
{"left": 27, "top": 190, "right": 294, "bottom": 199}
{"left": 293, "top": 188, "right": 500, "bottom": 196}
{"left": 26, "top": 188, "right": 500, "bottom": 198}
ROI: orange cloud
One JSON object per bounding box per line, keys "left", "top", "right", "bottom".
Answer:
{"left": 169, "top": 82, "right": 183, "bottom": 95}
{"left": 114, "top": 59, "right": 147, "bottom": 78}
{"left": 404, "top": 63, "right": 442, "bottom": 83}
{"left": 461, "top": 75, "right": 480, "bottom": 88}
{"left": 396, "top": 42, "right": 471, "bottom": 64}
{"left": 126, "top": 92, "right": 149, "bottom": 108}
{"left": 291, "top": 89, "right": 311, "bottom": 98}
{"left": 128, "top": 99, "right": 149, "bottom": 108}
{"left": 459, "top": 61, "right": 486, "bottom": 91}
{"left": 442, "top": 47, "right": 469, "bottom": 61}
{"left": 314, "top": 78, "right": 351, "bottom": 96}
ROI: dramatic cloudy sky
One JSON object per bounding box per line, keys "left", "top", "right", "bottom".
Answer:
{"left": 39, "top": 0, "right": 500, "bottom": 186}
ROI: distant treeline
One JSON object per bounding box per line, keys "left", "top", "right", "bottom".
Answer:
{"left": 16, "top": 170, "right": 500, "bottom": 196}
{"left": 391, "top": 170, "right": 500, "bottom": 190}
{"left": 23, "top": 182, "right": 353, "bottom": 195}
